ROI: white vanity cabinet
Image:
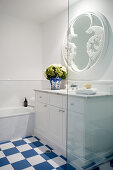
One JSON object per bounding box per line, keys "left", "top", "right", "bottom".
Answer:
{"left": 67, "top": 95, "right": 113, "bottom": 169}
{"left": 35, "top": 90, "right": 113, "bottom": 164}
{"left": 34, "top": 90, "right": 67, "bottom": 154}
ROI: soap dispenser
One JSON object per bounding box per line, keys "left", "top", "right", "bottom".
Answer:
{"left": 24, "top": 97, "right": 28, "bottom": 107}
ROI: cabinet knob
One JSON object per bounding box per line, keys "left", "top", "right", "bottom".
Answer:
{"left": 39, "top": 96, "right": 42, "bottom": 98}
{"left": 44, "top": 105, "right": 47, "bottom": 107}
{"left": 70, "top": 103, "right": 74, "bottom": 106}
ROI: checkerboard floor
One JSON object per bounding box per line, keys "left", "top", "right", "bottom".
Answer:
{"left": 0, "top": 136, "right": 113, "bottom": 170}
{"left": 0, "top": 136, "right": 75, "bottom": 170}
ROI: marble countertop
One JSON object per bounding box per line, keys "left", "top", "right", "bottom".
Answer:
{"left": 34, "top": 89, "right": 113, "bottom": 98}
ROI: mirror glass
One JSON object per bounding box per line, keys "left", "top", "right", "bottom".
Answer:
{"left": 63, "top": 12, "right": 109, "bottom": 72}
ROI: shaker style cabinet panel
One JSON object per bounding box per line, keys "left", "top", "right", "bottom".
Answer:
{"left": 35, "top": 102, "right": 49, "bottom": 137}
{"left": 49, "top": 106, "right": 63, "bottom": 145}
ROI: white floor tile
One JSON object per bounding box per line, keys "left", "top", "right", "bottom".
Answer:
{"left": 27, "top": 155, "right": 46, "bottom": 166}
{"left": 7, "top": 153, "right": 25, "bottom": 163}
{"left": 17, "top": 144, "right": 32, "bottom": 152}
{"left": 34, "top": 148, "right": 43, "bottom": 155}
{"left": 0, "top": 151, "right": 5, "bottom": 158}
{"left": 11, "top": 138, "right": 22, "bottom": 142}
{"left": 0, "top": 142, "right": 15, "bottom": 150}
{"left": 38, "top": 146, "right": 50, "bottom": 153}
{"left": 0, "top": 164, "right": 14, "bottom": 170}
{"left": 47, "top": 156, "right": 66, "bottom": 168}
{"left": 24, "top": 137, "right": 37, "bottom": 144}
{"left": 23, "top": 167, "right": 35, "bottom": 170}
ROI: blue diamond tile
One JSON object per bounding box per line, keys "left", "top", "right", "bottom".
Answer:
{"left": 45, "top": 145, "right": 53, "bottom": 150}
{"left": 0, "top": 141, "right": 11, "bottom": 145}
{"left": 41, "top": 151, "right": 58, "bottom": 160}
{"left": 67, "top": 164, "right": 76, "bottom": 170}
{"left": 57, "top": 164, "right": 67, "bottom": 170}
{"left": 0, "top": 157, "right": 10, "bottom": 167}
{"left": 34, "top": 161, "right": 54, "bottom": 170}
{"left": 57, "top": 164, "right": 76, "bottom": 170}
{"left": 22, "top": 149, "right": 38, "bottom": 158}
{"left": 25, "top": 136, "right": 33, "bottom": 138}
{"left": 34, "top": 136, "right": 40, "bottom": 140}
{"left": 13, "top": 139, "right": 26, "bottom": 146}
{"left": 29, "top": 141, "right": 43, "bottom": 148}
{"left": 3, "top": 147, "right": 19, "bottom": 156}
{"left": 12, "top": 159, "right": 31, "bottom": 170}
{"left": 60, "top": 155, "right": 67, "bottom": 161}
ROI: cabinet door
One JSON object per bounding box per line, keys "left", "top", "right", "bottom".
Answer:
{"left": 49, "top": 106, "right": 63, "bottom": 145}
{"left": 35, "top": 103, "right": 49, "bottom": 137}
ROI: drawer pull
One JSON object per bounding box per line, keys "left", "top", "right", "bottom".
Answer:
{"left": 70, "top": 103, "right": 74, "bottom": 106}
{"left": 44, "top": 105, "right": 47, "bottom": 107}
{"left": 59, "top": 109, "right": 65, "bottom": 112}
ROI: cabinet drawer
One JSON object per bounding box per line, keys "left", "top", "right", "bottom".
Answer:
{"left": 68, "top": 96, "right": 84, "bottom": 113}
{"left": 49, "top": 93, "right": 63, "bottom": 108}
{"left": 37, "top": 92, "right": 49, "bottom": 104}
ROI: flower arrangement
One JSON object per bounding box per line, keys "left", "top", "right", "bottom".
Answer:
{"left": 44, "top": 64, "right": 67, "bottom": 80}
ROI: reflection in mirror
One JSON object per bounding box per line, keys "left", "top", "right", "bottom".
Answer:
{"left": 63, "top": 12, "right": 109, "bottom": 72}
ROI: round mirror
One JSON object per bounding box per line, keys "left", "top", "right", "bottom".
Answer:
{"left": 63, "top": 12, "right": 109, "bottom": 72}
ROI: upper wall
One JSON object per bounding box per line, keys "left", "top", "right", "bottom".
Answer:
{"left": 41, "top": 11, "right": 68, "bottom": 75}
{"left": 0, "top": 14, "right": 42, "bottom": 80}
{"left": 42, "top": 0, "right": 113, "bottom": 81}
{"left": 0, "top": 14, "right": 43, "bottom": 107}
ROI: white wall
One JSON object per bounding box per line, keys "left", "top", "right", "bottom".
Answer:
{"left": 0, "top": 80, "right": 42, "bottom": 108}
{"left": 42, "top": 0, "right": 113, "bottom": 81}
{"left": 0, "top": 14, "right": 42, "bottom": 107}
{"left": 41, "top": 11, "right": 68, "bottom": 73}
{"left": 0, "top": 15, "right": 42, "bottom": 80}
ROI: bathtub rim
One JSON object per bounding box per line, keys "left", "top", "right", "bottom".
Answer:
{"left": 0, "top": 106, "right": 35, "bottom": 119}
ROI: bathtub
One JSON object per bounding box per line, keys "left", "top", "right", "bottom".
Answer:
{"left": 0, "top": 107, "right": 35, "bottom": 143}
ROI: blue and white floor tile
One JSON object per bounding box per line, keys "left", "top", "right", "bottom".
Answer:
{"left": 0, "top": 136, "right": 113, "bottom": 170}
{"left": 0, "top": 136, "right": 69, "bottom": 170}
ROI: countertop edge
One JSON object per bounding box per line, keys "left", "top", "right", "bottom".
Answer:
{"left": 34, "top": 89, "right": 113, "bottom": 98}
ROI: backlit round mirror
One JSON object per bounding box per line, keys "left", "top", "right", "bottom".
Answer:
{"left": 63, "top": 12, "right": 109, "bottom": 72}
